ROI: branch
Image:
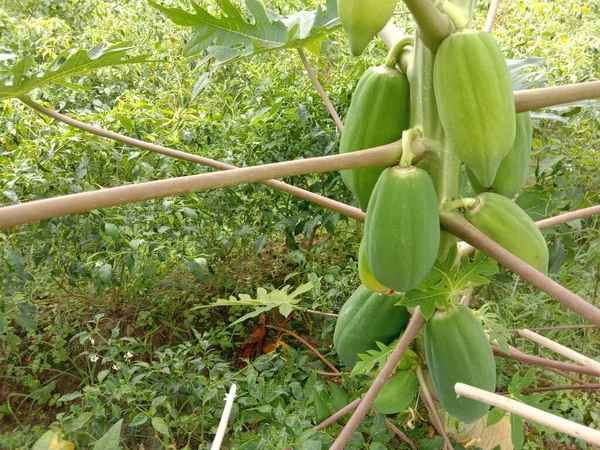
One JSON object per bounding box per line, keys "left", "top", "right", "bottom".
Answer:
{"left": 517, "top": 329, "right": 600, "bottom": 374}
{"left": 330, "top": 308, "right": 426, "bottom": 449}
{"left": 297, "top": 49, "right": 344, "bottom": 132}
{"left": 385, "top": 419, "right": 418, "bottom": 450}
{"left": 18, "top": 96, "right": 367, "bottom": 222}
{"left": 265, "top": 325, "right": 340, "bottom": 375}
{"left": 497, "top": 383, "right": 600, "bottom": 395}
{"left": 514, "top": 80, "right": 600, "bottom": 113}
{"left": 314, "top": 398, "right": 361, "bottom": 431}
{"left": 0, "top": 138, "right": 416, "bottom": 229}
{"left": 492, "top": 345, "right": 600, "bottom": 377}
{"left": 508, "top": 325, "right": 597, "bottom": 332}
{"left": 416, "top": 366, "right": 453, "bottom": 450}
{"left": 400, "top": 0, "right": 454, "bottom": 52}
{"left": 455, "top": 383, "right": 600, "bottom": 446}
{"left": 483, "top": 0, "right": 501, "bottom": 33}
{"left": 536, "top": 205, "right": 600, "bottom": 230}
{"left": 439, "top": 211, "right": 600, "bottom": 327}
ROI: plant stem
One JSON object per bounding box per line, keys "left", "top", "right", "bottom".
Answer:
{"left": 266, "top": 325, "right": 340, "bottom": 375}
{"left": 484, "top": 0, "right": 501, "bottom": 32}
{"left": 442, "top": 198, "right": 478, "bottom": 212}
{"left": 330, "top": 308, "right": 426, "bottom": 449}
{"left": 437, "top": 0, "right": 469, "bottom": 30}
{"left": 492, "top": 345, "right": 600, "bottom": 377}
{"left": 507, "top": 325, "right": 597, "bottom": 332}
{"left": 297, "top": 48, "right": 344, "bottom": 132}
{"left": 454, "top": 383, "right": 600, "bottom": 446}
{"left": 416, "top": 366, "right": 453, "bottom": 450}
{"left": 18, "top": 95, "right": 366, "bottom": 221}
{"left": 440, "top": 211, "right": 600, "bottom": 326}
{"left": 384, "top": 36, "right": 415, "bottom": 69}
{"left": 517, "top": 329, "right": 600, "bottom": 373}
{"left": 536, "top": 204, "right": 600, "bottom": 229}
{"left": 497, "top": 383, "right": 600, "bottom": 395}
{"left": 400, "top": 0, "right": 454, "bottom": 52}
{"left": 0, "top": 138, "right": 413, "bottom": 229}
{"left": 514, "top": 80, "right": 600, "bottom": 113}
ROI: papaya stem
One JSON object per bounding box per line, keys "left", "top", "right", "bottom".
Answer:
{"left": 442, "top": 198, "right": 478, "bottom": 212}
{"left": 400, "top": 128, "right": 420, "bottom": 167}
{"left": 400, "top": 0, "right": 455, "bottom": 52}
{"left": 384, "top": 36, "right": 415, "bottom": 70}
{"left": 437, "top": 0, "right": 469, "bottom": 30}
{"left": 416, "top": 366, "right": 454, "bottom": 450}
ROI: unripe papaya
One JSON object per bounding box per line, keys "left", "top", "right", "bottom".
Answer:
{"left": 468, "top": 112, "right": 533, "bottom": 197}
{"left": 358, "top": 238, "right": 392, "bottom": 294}
{"left": 337, "top": 0, "right": 399, "bottom": 56}
{"left": 465, "top": 192, "right": 549, "bottom": 275}
{"left": 333, "top": 285, "right": 410, "bottom": 370}
{"left": 434, "top": 30, "right": 515, "bottom": 187}
{"left": 372, "top": 371, "right": 418, "bottom": 414}
{"left": 339, "top": 66, "right": 410, "bottom": 212}
{"left": 365, "top": 166, "right": 440, "bottom": 293}
{"left": 424, "top": 305, "right": 496, "bottom": 424}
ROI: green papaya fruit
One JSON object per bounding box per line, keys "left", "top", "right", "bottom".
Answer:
{"left": 424, "top": 304, "right": 496, "bottom": 424}
{"left": 365, "top": 166, "right": 440, "bottom": 292}
{"left": 468, "top": 112, "right": 533, "bottom": 197}
{"left": 358, "top": 238, "right": 392, "bottom": 294}
{"left": 333, "top": 285, "right": 410, "bottom": 370}
{"left": 339, "top": 65, "right": 410, "bottom": 212}
{"left": 337, "top": 0, "right": 399, "bottom": 56}
{"left": 465, "top": 192, "right": 549, "bottom": 275}
{"left": 372, "top": 370, "right": 419, "bottom": 414}
{"left": 434, "top": 30, "right": 515, "bottom": 187}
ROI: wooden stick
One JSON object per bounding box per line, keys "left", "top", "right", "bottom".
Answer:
{"left": 497, "top": 383, "right": 600, "bottom": 395}
{"left": 440, "top": 211, "right": 600, "bottom": 327}
{"left": 507, "top": 325, "right": 597, "bottom": 332}
{"left": 536, "top": 205, "right": 600, "bottom": 230}
{"left": 313, "top": 398, "right": 361, "bottom": 431}
{"left": 266, "top": 325, "right": 340, "bottom": 375}
{"left": 515, "top": 80, "right": 600, "bottom": 114}
{"left": 455, "top": 383, "right": 600, "bottom": 446}
{"left": 330, "top": 309, "right": 426, "bottom": 449}
{"left": 416, "top": 366, "right": 453, "bottom": 450}
{"left": 19, "top": 95, "right": 367, "bottom": 222}
{"left": 517, "top": 329, "right": 600, "bottom": 374}
{"left": 492, "top": 345, "right": 600, "bottom": 377}
{"left": 297, "top": 48, "right": 344, "bottom": 132}
{"left": 483, "top": 0, "right": 501, "bottom": 32}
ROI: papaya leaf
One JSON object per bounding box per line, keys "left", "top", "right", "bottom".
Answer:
{"left": 190, "top": 282, "right": 313, "bottom": 326}
{"left": 351, "top": 340, "right": 416, "bottom": 377}
{"left": 0, "top": 42, "right": 148, "bottom": 100}
{"left": 476, "top": 303, "right": 511, "bottom": 353}
{"left": 149, "top": 0, "right": 339, "bottom": 65}
{"left": 398, "top": 289, "right": 441, "bottom": 320}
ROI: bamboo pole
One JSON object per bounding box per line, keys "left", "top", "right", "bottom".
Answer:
{"left": 455, "top": 383, "right": 600, "bottom": 446}
{"left": 517, "top": 329, "right": 600, "bottom": 374}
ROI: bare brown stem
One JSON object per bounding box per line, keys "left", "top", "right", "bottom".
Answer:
{"left": 298, "top": 48, "right": 343, "bottom": 132}
{"left": 331, "top": 309, "right": 426, "bottom": 449}
{"left": 507, "top": 325, "right": 597, "bottom": 332}
{"left": 536, "top": 205, "right": 600, "bottom": 230}
{"left": 497, "top": 383, "right": 600, "bottom": 395}
{"left": 313, "top": 398, "right": 361, "bottom": 431}
{"left": 0, "top": 138, "right": 409, "bottom": 229}
{"left": 483, "top": 0, "right": 501, "bottom": 32}
{"left": 17, "top": 96, "right": 366, "bottom": 222}
{"left": 385, "top": 419, "right": 418, "bottom": 450}
{"left": 440, "top": 212, "right": 600, "bottom": 326}
{"left": 299, "top": 308, "right": 339, "bottom": 318}
{"left": 515, "top": 80, "right": 600, "bottom": 113}
{"left": 416, "top": 366, "right": 453, "bottom": 450}
{"left": 266, "top": 325, "right": 340, "bottom": 375}
{"left": 492, "top": 345, "right": 600, "bottom": 377}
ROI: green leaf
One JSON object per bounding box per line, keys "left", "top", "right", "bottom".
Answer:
{"left": 69, "top": 412, "right": 93, "bottom": 432}
{"left": 351, "top": 340, "right": 417, "bottom": 377}
{"left": 93, "top": 419, "right": 123, "bottom": 450}
{"left": 149, "top": 0, "right": 339, "bottom": 66}
{"left": 128, "top": 413, "right": 148, "bottom": 427}
{"left": 399, "top": 289, "right": 443, "bottom": 320}
{"left": 327, "top": 382, "right": 350, "bottom": 411}
{"left": 512, "top": 368, "right": 536, "bottom": 395}
{"left": 476, "top": 303, "right": 510, "bottom": 353}
{"left": 151, "top": 416, "right": 170, "bottom": 436}
{"left": 486, "top": 407, "right": 506, "bottom": 426}
{"left": 32, "top": 430, "right": 75, "bottom": 450}
{"left": 510, "top": 414, "right": 524, "bottom": 450}
{"left": 0, "top": 42, "right": 148, "bottom": 100}
{"left": 15, "top": 314, "right": 37, "bottom": 330}
{"left": 312, "top": 387, "right": 332, "bottom": 424}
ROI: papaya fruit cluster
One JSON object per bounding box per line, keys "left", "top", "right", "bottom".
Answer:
{"left": 331, "top": 7, "right": 550, "bottom": 426}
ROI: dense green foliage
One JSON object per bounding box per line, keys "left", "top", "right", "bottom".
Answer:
{"left": 1, "top": 0, "right": 599, "bottom": 448}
